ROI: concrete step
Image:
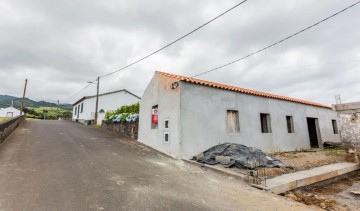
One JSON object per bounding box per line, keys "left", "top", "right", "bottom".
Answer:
{"left": 255, "top": 162, "right": 359, "bottom": 194}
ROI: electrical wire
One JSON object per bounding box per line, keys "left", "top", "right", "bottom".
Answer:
{"left": 61, "top": 1, "right": 250, "bottom": 101}
{"left": 99, "top": 0, "right": 249, "bottom": 78}
{"left": 222, "top": 59, "right": 360, "bottom": 74}
{"left": 60, "top": 83, "right": 93, "bottom": 101}
{"left": 191, "top": 0, "right": 360, "bottom": 77}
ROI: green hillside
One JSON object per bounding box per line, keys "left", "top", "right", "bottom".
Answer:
{"left": 25, "top": 107, "right": 72, "bottom": 120}
{"left": 0, "top": 95, "right": 73, "bottom": 120}
{"left": 0, "top": 95, "right": 72, "bottom": 110}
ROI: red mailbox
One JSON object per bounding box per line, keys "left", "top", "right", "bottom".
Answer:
{"left": 151, "top": 109, "right": 158, "bottom": 124}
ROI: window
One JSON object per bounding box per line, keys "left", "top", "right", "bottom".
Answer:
{"left": 77, "top": 105, "right": 80, "bottom": 115}
{"left": 164, "top": 119, "right": 169, "bottom": 129}
{"left": 227, "top": 110, "right": 240, "bottom": 133}
{"left": 80, "top": 103, "right": 84, "bottom": 113}
{"left": 164, "top": 132, "right": 169, "bottom": 143}
{"left": 74, "top": 106, "right": 77, "bottom": 115}
{"left": 286, "top": 116, "right": 294, "bottom": 133}
{"left": 332, "top": 120, "right": 339, "bottom": 134}
{"left": 260, "top": 113, "right": 272, "bottom": 133}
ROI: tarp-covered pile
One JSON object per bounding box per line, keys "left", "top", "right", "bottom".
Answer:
{"left": 193, "top": 143, "right": 284, "bottom": 169}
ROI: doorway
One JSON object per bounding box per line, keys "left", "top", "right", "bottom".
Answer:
{"left": 6, "top": 112, "right": 13, "bottom": 118}
{"left": 306, "top": 118, "right": 320, "bottom": 148}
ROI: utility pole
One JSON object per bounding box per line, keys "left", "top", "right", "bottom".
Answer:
{"left": 335, "top": 94, "right": 342, "bottom": 105}
{"left": 20, "top": 79, "right": 28, "bottom": 115}
{"left": 94, "top": 77, "right": 100, "bottom": 125}
{"left": 57, "top": 100, "right": 59, "bottom": 120}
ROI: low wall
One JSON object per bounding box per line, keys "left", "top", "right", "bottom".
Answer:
{"left": 101, "top": 121, "right": 138, "bottom": 139}
{"left": 338, "top": 113, "right": 360, "bottom": 146}
{"left": 333, "top": 102, "right": 360, "bottom": 147}
{"left": 0, "top": 115, "right": 26, "bottom": 144}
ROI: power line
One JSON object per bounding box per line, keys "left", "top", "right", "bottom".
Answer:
{"left": 223, "top": 59, "right": 360, "bottom": 73}
{"left": 192, "top": 1, "right": 360, "bottom": 77}
{"left": 275, "top": 59, "right": 360, "bottom": 69}
{"left": 61, "top": 1, "right": 250, "bottom": 101}
{"left": 100, "top": 0, "right": 249, "bottom": 78}
{"left": 61, "top": 83, "right": 93, "bottom": 101}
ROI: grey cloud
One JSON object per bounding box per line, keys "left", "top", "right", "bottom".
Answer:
{"left": 0, "top": 0, "right": 358, "bottom": 105}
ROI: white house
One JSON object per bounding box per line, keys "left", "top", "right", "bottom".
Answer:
{"left": 138, "top": 71, "right": 340, "bottom": 159}
{"left": 0, "top": 106, "right": 21, "bottom": 118}
{"left": 72, "top": 89, "right": 141, "bottom": 125}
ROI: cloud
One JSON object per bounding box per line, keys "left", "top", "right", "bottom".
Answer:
{"left": 0, "top": 0, "right": 358, "bottom": 105}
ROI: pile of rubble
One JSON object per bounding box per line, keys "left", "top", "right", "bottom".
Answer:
{"left": 193, "top": 143, "right": 285, "bottom": 169}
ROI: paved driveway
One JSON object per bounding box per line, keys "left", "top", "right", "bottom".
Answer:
{"left": 0, "top": 120, "right": 314, "bottom": 211}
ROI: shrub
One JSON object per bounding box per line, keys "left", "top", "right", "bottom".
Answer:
{"left": 104, "top": 103, "right": 140, "bottom": 123}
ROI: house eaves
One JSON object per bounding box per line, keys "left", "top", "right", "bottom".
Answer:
{"left": 156, "top": 71, "right": 331, "bottom": 109}
{"left": 72, "top": 89, "right": 141, "bottom": 106}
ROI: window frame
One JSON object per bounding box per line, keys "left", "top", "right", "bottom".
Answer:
{"left": 286, "top": 116, "right": 295, "bottom": 133}
{"left": 260, "top": 113, "right": 272, "bottom": 133}
{"left": 332, "top": 119, "right": 339, "bottom": 134}
{"left": 163, "top": 132, "right": 169, "bottom": 143}
{"left": 226, "top": 110, "right": 240, "bottom": 133}
{"left": 164, "top": 119, "right": 169, "bottom": 130}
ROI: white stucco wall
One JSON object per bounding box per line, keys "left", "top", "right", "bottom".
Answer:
{"left": 0, "top": 107, "right": 21, "bottom": 118}
{"left": 73, "top": 98, "right": 95, "bottom": 122}
{"left": 72, "top": 90, "right": 140, "bottom": 124}
{"left": 179, "top": 82, "right": 340, "bottom": 159}
{"left": 138, "top": 74, "right": 181, "bottom": 158}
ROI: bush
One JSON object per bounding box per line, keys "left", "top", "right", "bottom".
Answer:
{"left": 116, "top": 103, "right": 139, "bottom": 114}
{"left": 104, "top": 103, "right": 140, "bottom": 123}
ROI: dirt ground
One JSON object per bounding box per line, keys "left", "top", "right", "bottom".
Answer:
{"left": 284, "top": 171, "right": 360, "bottom": 210}
{"left": 209, "top": 148, "right": 353, "bottom": 178}
{"left": 272, "top": 149, "right": 348, "bottom": 170}
{"left": 263, "top": 149, "right": 350, "bottom": 177}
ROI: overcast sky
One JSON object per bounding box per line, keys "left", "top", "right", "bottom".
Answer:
{"left": 0, "top": 0, "right": 359, "bottom": 105}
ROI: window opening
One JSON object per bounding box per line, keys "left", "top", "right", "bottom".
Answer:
{"left": 164, "top": 119, "right": 169, "bottom": 129}
{"left": 260, "top": 113, "right": 272, "bottom": 133}
{"left": 332, "top": 120, "right": 339, "bottom": 134}
{"left": 164, "top": 132, "right": 169, "bottom": 143}
{"left": 286, "top": 116, "right": 294, "bottom": 133}
{"left": 227, "top": 110, "right": 240, "bottom": 133}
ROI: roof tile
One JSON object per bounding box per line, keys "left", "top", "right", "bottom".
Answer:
{"left": 156, "top": 71, "right": 331, "bottom": 109}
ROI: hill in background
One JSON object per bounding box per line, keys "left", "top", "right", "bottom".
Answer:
{"left": 0, "top": 95, "right": 73, "bottom": 120}
{"left": 0, "top": 95, "right": 72, "bottom": 110}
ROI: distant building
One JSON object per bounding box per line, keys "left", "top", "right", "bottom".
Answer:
{"left": 333, "top": 102, "right": 360, "bottom": 145}
{"left": 72, "top": 89, "right": 140, "bottom": 125}
{"left": 0, "top": 106, "right": 21, "bottom": 118}
{"left": 138, "top": 71, "right": 340, "bottom": 159}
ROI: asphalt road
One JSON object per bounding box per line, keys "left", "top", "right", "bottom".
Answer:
{"left": 0, "top": 120, "right": 315, "bottom": 211}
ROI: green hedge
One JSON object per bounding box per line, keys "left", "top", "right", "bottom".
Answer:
{"left": 105, "top": 103, "right": 139, "bottom": 119}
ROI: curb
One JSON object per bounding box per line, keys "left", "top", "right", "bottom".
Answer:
{"left": 183, "top": 159, "right": 247, "bottom": 180}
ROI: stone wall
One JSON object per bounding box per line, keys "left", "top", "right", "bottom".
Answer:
{"left": 0, "top": 115, "right": 26, "bottom": 144}
{"left": 333, "top": 102, "right": 360, "bottom": 147}
{"left": 338, "top": 113, "right": 360, "bottom": 146}
{"left": 101, "top": 121, "right": 138, "bottom": 139}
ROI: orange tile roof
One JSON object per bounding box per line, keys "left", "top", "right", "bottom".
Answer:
{"left": 156, "top": 71, "right": 331, "bottom": 109}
